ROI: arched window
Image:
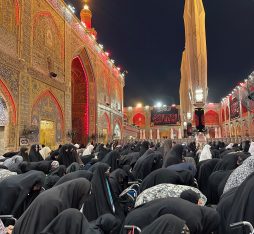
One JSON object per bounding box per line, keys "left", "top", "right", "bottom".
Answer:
{"left": 0, "top": 96, "right": 8, "bottom": 126}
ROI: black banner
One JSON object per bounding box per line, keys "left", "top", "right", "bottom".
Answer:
{"left": 195, "top": 108, "right": 205, "bottom": 132}
{"left": 230, "top": 97, "right": 240, "bottom": 120}
{"left": 151, "top": 106, "right": 180, "bottom": 126}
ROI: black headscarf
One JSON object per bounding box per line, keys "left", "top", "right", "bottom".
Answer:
{"left": 20, "top": 160, "right": 53, "bottom": 174}
{"left": 40, "top": 209, "right": 120, "bottom": 234}
{"left": 18, "top": 147, "right": 29, "bottom": 161}
{"left": 0, "top": 171, "right": 45, "bottom": 219}
{"left": 13, "top": 178, "right": 91, "bottom": 234}
{"left": 197, "top": 159, "right": 220, "bottom": 196}
{"left": 163, "top": 144, "right": 184, "bottom": 168}
{"left": 140, "top": 214, "right": 186, "bottom": 234}
{"left": 40, "top": 208, "right": 89, "bottom": 234}
{"left": 29, "top": 144, "right": 43, "bottom": 162}
{"left": 54, "top": 170, "right": 93, "bottom": 186}
{"left": 213, "top": 152, "right": 239, "bottom": 171}
{"left": 132, "top": 150, "right": 163, "bottom": 180}
{"left": 139, "top": 141, "right": 149, "bottom": 157}
{"left": 83, "top": 164, "right": 124, "bottom": 222}
{"left": 139, "top": 168, "right": 183, "bottom": 192}
{"left": 124, "top": 198, "right": 220, "bottom": 234}
{"left": 207, "top": 170, "right": 232, "bottom": 205}
{"left": 58, "top": 144, "right": 79, "bottom": 167}
{"left": 44, "top": 165, "right": 66, "bottom": 189}
{"left": 109, "top": 169, "right": 129, "bottom": 196}
{"left": 101, "top": 151, "right": 120, "bottom": 171}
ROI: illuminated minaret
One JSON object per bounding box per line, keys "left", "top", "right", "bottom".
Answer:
{"left": 182, "top": 0, "right": 207, "bottom": 106}
{"left": 80, "top": 0, "right": 97, "bottom": 37}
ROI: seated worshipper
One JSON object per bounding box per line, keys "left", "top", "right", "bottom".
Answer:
{"left": 18, "top": 147, "right": 29, "bottom": 161}
{"left": 2, "top": 151, "right": 19, "bottom": 158}
{"left": 167, "top": 162, "right": 197, "bottom": 177}
{"left": 82, "top": 143, "right": 94, "bottom": 156}
{"left": 118, "top": 152, "right": 140, "bottom": 169}
{"left": 83, "top": 163, "right": 125, "bottom": 222}
{"left": 96, "top": 144, "right": 110, "bottom": 161}
{"left": 109, "top": 169, "right": 129, "bottom": 197}
{"left": 20, "top": 160, "right": 53, "bottom": 174}
{"left": 197, "top": 158, "right": 220, "bottom": 196}
{"left": 140, "top": 214, "right": 188, "bottom": 234}
{"left": 54, "top": 170, "right": 93, "bottom": 186}
{"left": 44, "top": 165, "right": 66, "bottom": 189}
{"left": 58, "top": 144, "right": 82, "bottom": 167}
{"left": 212, "top": 152, "right": 240, "bottom": 171}
{"left": 124, "top": 197, "right": 220, "bottom": 234}
{"left": 40, "top": 209, "right": 121, "bottom": 234}
{"left": 101, "top": 151, "right": 121, "bottom": 171}
{"left": 163, "top": 144, "right": 184, "bottom": 168}
{"left": 3, "top": 156, "right": 23, "bottom": 173}
{"left": 0, "top": 171, "right": 45, "bottom": 219}
{"left": 12, "top": 178, "right": 91, "bottom": 234}
{"left": 139, "top": 141, "right": 150, "bottom": 157}
{"left": 66, "top": 162, "right": 81, "bottom": 173}
{"left": 135, "top": 184, "right": 206, "bottom": 207}
{"left": 28, "top": 144, "right": 43, "bottom": 162}
{"left": 206, "top": 170, "right": 232, "bottom": 205}
{"left": 223, "top": 155, "right": 254, "bottom": 194}
{"left": 139, "top": 168, "right": 183, "bottom": 192}
{"left": 132, "top": 150, "right": 163, "bottom": 180}
{"left": 162, "top": 139, "right": 173, "bottom": 162}
{"left": 0, "top": 168, "right": 17, "bottom": 182}
{"left": 39, "top": 146, "right": 51, "bottom": 160}
{"left": 217, "top": 172, "right": 254, "bottom": 234}
{"left": 199, "top": 144, "right": 212, "bottom": 162}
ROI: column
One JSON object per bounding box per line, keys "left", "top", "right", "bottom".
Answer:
{"left": 149, "top": 129, "right": 153, "bottom": 140}
{"left": 157, "top": 129, "right": 160, "bottom": 140}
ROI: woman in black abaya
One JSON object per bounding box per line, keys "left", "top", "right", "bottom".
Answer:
{"left": 140, "top": 214, "right": 187, "bottom": 234}
{"left": 83, "top": 164, "right": 124, "bottom": 223}
{"left": 109, "top": 168, "right": 129, "bottom": 197}
{"left": 139, "top": 168, "right": 183, "bottom": 192}
{"left": 124, "top": 197, "right": 220, "bottom": 234}
{"left": 132, "top": 150, "right": 163, "bottom": 180}
{"left": 13, "top": 178, "right": 91, "bottom": 234}
{"left": 101, "top": 150, "right": 121, "bottom": 171}
{"left": 217, "top": 172, "right": 254, "bottom": 234}
{"left": 163, "top": 144, "right": 184, "bottom": 168}
{"left": 0, "top": 171, "right": 45, "bottom": 219}
{"left": 28, "top": 144, "right": 43, "bottom": 162}
{"left": 58, "top": 144, "right": 81, "bottom": 167}
{"left": 40, "top": 209, "right": 121, "bottom": 234}
{"left": 54, "top": 170, "right": 93, "bottom": 186}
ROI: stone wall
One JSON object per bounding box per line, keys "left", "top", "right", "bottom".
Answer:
{"left": 0, "top": 0, "right": 124, "bottom": 152}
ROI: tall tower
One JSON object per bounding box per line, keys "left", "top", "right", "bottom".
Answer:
{"left": 80, "top": 0, "right": 97, "bottom": 37}
{"left": 180, "top": 0, "right": 207, "bottom": 135}
{"left": 182, "top": 0, "right": 207, "bottom": 106}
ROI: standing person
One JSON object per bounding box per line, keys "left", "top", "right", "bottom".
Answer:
{"left": 163, "top": 139, "right": 172, "bottom": 162}
{"left": 18, "top": 147, "right": 29, "bottom": 161}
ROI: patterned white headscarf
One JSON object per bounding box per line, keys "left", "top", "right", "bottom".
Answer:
{"left": 135, "top": 183, "right": 207, "bottom": 207}
{"left": 199, "top": 144, "right": 212, "bottom": 162}
{"left": 223, "top": 156, "right": 254, "bottom": 194}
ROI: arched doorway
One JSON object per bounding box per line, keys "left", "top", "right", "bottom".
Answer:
{"left": 71, "top": 56, "right": 89, "bottom": 145}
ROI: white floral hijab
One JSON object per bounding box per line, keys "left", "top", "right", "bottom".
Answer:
{"left": 223, "top": 156, "right": 254, "bottom": 194}
{"left": 135, "top": 183, "right": 207, "bottom": 207}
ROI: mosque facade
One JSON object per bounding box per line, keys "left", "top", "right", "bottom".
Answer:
{"left": 0, "top": 0, "right": 125, "bottom": 154}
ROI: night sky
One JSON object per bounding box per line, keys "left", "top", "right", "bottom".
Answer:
{"left": 65, "top": 0, "right": 254, "bottom": 106}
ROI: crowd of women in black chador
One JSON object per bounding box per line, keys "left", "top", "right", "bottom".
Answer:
{"left": 1, "top": 139, "right": 254, "bottom": 234}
